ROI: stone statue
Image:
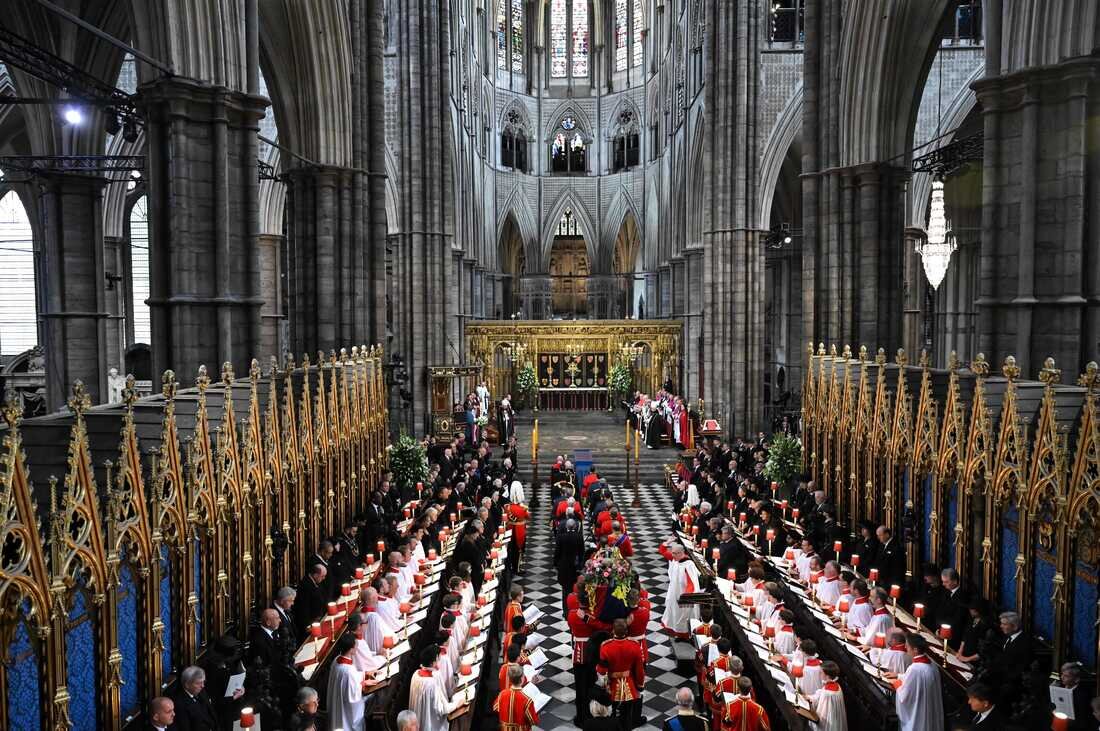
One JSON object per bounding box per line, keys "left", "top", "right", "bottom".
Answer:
{"left": 107, "top": 367, "right": 125, "bottom": 404}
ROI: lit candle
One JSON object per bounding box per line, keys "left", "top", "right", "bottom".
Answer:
{"left": 310, "top": 622, "right": 321, "bottom": 638}
{"left": 784, "top": 548, "right": 795, "bottom": 561}
{"left": 938, "top": 624, "right": 952, "bottom": 641}
{"left": 457, "top": 501, "right": 464, "bottom": 514}
{"left": 712, "top": 548, "right": 720, "bottom": 561}
{"left": 414, "top": 573, "right": 426, "bottom": 586}
{"left": 341, "top": 583, "right": 351, "bottom": 597}
{"left": 450, "top": 512, "right": 457, "bottom": 527}
{"left": 491, "top": 549, "right": 499, "bottom": 561}
{"left": 791, "top": 662, "right": 804, "bottom": 678}
{"left": 326, "top": 601, "right": 338, "bottom": 616}
{"left": 1052, "top": 712, "right": 1071, "bottom": 731}
{"left": 404, "top": 507, "right": 411, "bottom": 519}
{"left": 240, "top": 707, "right": 255, "bottom": 729}
{"left": 851, "top": 554, "right": 860, "bottom": 568}
{"left": 727, "top": 569, "right": 736, "bottom": 580}
{"left": 889, "top": 584, "right": 901, "bottom": 599}
{"left": 913, "top": 603, "right": 924, "bottom": 618}
{"left": 764, "top": 624, "right": 776, "bottom": 638}
{"left": 833, "top": 540, "right": 843, "bottom": 561}
{"left": 752, "top": 525, "right": 760, "bottom": 536}
{"left": 354, "top": 567, "right": 364, "bottom": 580}
{"left": 838, "top": 597, "right": 850, "bottom": 613}
{"left": 766, "top": 528, "right": 776, "bottom": 542}
{"left": 469, "top": 624, "right": 481, "bottom": 637}
{"left": 727, "top": 500, "right": 735, "bottom": 513}
{"left": 701, "top": 538, "right": 708, "bottom": 550}
{"left": 691, "top": 525, "right": 699, "bottom": 537}
{"left": 868, "top": 568, "right": 879, "bottom": 584}
{"left": 739, "top": 512, "right": 747, "bottom": 527}
{"left": 383, "top": 635, "right": 396, "bottom": 650}
{"left": 377, "top": 540, "right": 385, "bottom": 560}
{"left": 484, "top": 569, "right": 494, "bottom": 583}
{"left": 366, "top": 554, "right": 374, "bottom": 567}
{"left": 771, "top": 481, "right": 778, "bottom": 492}
{"left": 873, "top": 632, "right": 886, "bottom": 649}
{"left": 477, "top": 596, "right": 487, "bottom": 607}
{"left": 743, "top": 595, "right": 754, "bottom": 608}
{"left": 792, "top": 508, "right": 800, "bottom": 521}
{"left": 460, "top": 662, "right": 474, "bottom": 703}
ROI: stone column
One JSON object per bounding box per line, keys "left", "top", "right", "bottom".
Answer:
{"left": 257, "top": 233, "right": 284, "bottom": 359}
{"left": 103, "top": 234, "right": 127, "bottom": 373}
{"left": 702, "top": 0, "right": 763, "bottom": 436}
{"left": 902, "top": 227, "right": 928, "bottom": 358}
{"left": 138, "top": 77, "right": 267, "bottom": 382}
{"left": 36, "top": 174, "right": 109, "bottom": 408}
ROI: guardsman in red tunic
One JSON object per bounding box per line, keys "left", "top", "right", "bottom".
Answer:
{"left": 627, "top": 597, "right": 650, "bottom": 662}
{"left": 493, "top": 667, "right": 540, "bottom": 731}
{"left": 567, "top": 605, "right": 595, "bottom": 724}
{"left": 597, "top": 618, "right": 645, "bottom": 729}
{"left": 506, "top": 501, "right": 530, "bottom": 573}
{"left": 722, "top": 677, "right": 770, "bottom": 731}
{"left": 608, "top": 526, "right": 634, "bottom": 557}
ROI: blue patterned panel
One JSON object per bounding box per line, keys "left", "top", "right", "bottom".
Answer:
{"left": 921, "top": 474, "right": 933, "bottom": 564}
{"left": 193, "top": 544, "right": 203, "bottom": 647}
{"left": 945, "top": 483, "right": 958, "bottom": 570}
{"left": 1032, "top": 550, "right": 1055, "bottom": 640}
{"left": 1073, "top": 563, "right": 1098, "bottom": 666}
{"left": 117, "top": 563, "right": 139, "bottom": 717}
{"left": 999, "top": 508, "right": 1019, "bottom": 612}
{"left": 6, "top": 616, "right": 41, "bottom": 731}
{"left": 66, "top": 590, "right": 98, "bottom": 731}
{"left": 160, "top": 545, "right": 174, "bottom": 677}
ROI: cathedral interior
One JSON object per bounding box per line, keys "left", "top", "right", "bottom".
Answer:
{"left": 0, "top": 0, "right": 1099, "bottom": 729}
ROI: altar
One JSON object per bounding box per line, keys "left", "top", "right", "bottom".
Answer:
{"left": 465, "top": 320, "right": 682, "bottom": 411}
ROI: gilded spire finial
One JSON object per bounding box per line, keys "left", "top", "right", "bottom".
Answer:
{"left": 351, "top": 345, "right": 360, "bottom": 360}
{"left": 1002, "top": 355, "right": 1020, "bottom": 381}
{"left": 948, "top": 351, "right": 960, "bottom": 373}
{"left": 340, "top": 347, "right": 348, "bottom": 362}
{"left": 123, "top": 374, "right": 137, "bottom": 410}
{"left": 970, "top": 353, "right": 989, "bottom": 378}
{"left": 817, "top": 343, "right": 826, "bottom": 357}
{"left": 875, "top": 348, "right": 887, "bottom": 366}
{"left": 162, "top": 370, "right": 178, "bottom": 400}
{"left": 1038, "top": 357, "right": 1061, "bottom": 386}
{"left": 895, "top": 348, "right": 908, "bottom": 367}
{"left": 302, "top": 353, "right": 311, "bottom": 369}
{"left": 918, "top": 349, "right": 930, "bottom": 369}
{"left": 196, "top": 365, "right": 210, "bottom": 393}
{"left": 842, "top": 344, "right": 852, "bottom": 359}
{"left": 317, "top": 350, "right": 325, "bottom": 368}
{"left": 828, "top": 344, "right": 837, "bottom": 357}
{"left": 221, "top": 362, "right": 235, "bottom": 386}
{"left": 2, "top": 387, "right": 21, "bottom": 428}
{"left": 269, "top": 356, "right": 279, "bottom": 377}
{"left": 68, "top": 381, "right": 91, "bottom": 418}
{"left": 250, "top": 358, "right": 261, "bottom": 382}
{"left": 285, "top": 352, "right": 296, "bottom": 371}
{"left": 859, "top": 345, "right": 868, "bottom": 362}
{"left": 329, "top": 349, "right": 337, "bottom": 365}
{"left": 1078, "top": 362, "right": 1099, "bottom": 392}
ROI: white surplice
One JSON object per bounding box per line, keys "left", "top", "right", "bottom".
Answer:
{"left": 661, "top": 557, "right": 701, "bottom": 633}
{"left": 895, "top": 657, "right": 944, "bottom": 731}
{"left": 810, "top": 684, "right": 848, "bottom": 731}
{"left": 878, "top": 647, "right": 911, "bottom": 674}
{"left": 773, "top": 627, "right": 797, "bottom": 655}
{"left": 353, "top": 636, "right": 386, "bottom": 674}
{"left": 798, "top": 658, "right": 825, "bottom": 696}
{"left": 361, "top": 609, "right": 397, "bottom": 653}
{"left": 795, "top": 553, "right": 817, "bottom": 581}
{"left": 859, "top": 610, "right": 895, "bottom": 664}
{"left": 846, "top": 599, "right": 873, "bottom": 632}
{"left": 327, "top": 658, "right": 367, "bottom": 731}
{"left": 409, "top": 668, "right": 458, "bottom": 731}
{"left": 376, "top": 595, "right": 402, "bottom": 628}
{"left": 815, "top": 577, "right": 842, "bottom": 606}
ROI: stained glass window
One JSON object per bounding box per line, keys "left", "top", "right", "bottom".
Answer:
{"left": 510, "top": 0, "right": 524, "bottom": 72}
{"left": 571, "top": 0, "right": 589, "bottom": 77}
{"left": 497, "top": 0, "right": 507, "bottom": 69}
{"left": 615, "top": 0, "right": 628, "bottom": 71}
{"left": 632, "top": 0, "right": 644, "bottom": 66}
{"left": 559, "top": 209, "right": 579, "bottom": 236}
{"left": 0, "top": 190, "right": 37, "bottom": 356}
{"left": 550, "top": 0, "right": 568, "bottom": 78}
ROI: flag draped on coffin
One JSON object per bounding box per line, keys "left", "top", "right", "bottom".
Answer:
{"left": 1000, "top": 507, "right": 1020, "bottom": 611}
{"left": 1072, "top": 557, "right": 1098, "bottom": 666}
{"left": 160, "top": 545, "right": 175, "bottom": 676}
{"left": 66, "top": 588, "right": 99, "bottom": 731}
{"left": 6, "top": 605, "right": 41, "bottom": 731}
{"left": 118, "top": 561, "right": 140, "bottom": 718}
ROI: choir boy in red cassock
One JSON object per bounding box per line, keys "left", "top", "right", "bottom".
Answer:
{"left": 598, "top": 618, "right": 646, "bottom": 729}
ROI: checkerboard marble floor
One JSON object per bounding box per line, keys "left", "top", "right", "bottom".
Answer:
{"left": 483, "top": 482, "right": 696, "bottom": 731}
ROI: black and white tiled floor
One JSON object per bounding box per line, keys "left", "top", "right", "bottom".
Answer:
{"left": 491, "top": 481, "right": 696, "bottom": 731}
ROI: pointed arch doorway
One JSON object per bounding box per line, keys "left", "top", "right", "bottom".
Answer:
{"left": 550, "top": 208, "right": 589, "bottom": 317}
{"left": 612, "top": 210, "right": 641, "bottom": 318}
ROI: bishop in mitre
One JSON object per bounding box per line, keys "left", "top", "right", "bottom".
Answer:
{"left": 658, "top": 540, "right": 701, "bottom": 636}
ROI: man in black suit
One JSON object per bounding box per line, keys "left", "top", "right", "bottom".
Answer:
{"left": 247, "top": 609, "right": 286, "bottom": 668}
{"left": 292, "top": 563, "right": 329, "bottom": 638}
{"left": 939, "top": 568, "right": 969, "bottom": 649}
{"left": 555, "top": 518, "right": 585, "bottom": 615}
{"left": 856, "top": 520, "right": 881, "bottom": 568}
{"left": 966, "top": 682, "right": 1009, "bottom": 730}
{"left": 875, "top": 525, "right": 906, "bottom": 587}
{"left": 993, "top": 611, "right": 1034, "bottom": 702}
{"left": 271, "top": 586, "right": 298, "bottom": 648}
{"left": 146, "top": 696, "right": 175, "bottom": 731}
{"left": 661, "top": 687, "right": 708, "bottom": 731}
{"left": 171, "top": 666, "right": 220, "bottom": 731}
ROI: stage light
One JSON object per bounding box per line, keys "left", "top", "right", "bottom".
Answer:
{"left": 62, "top": 106, "right": 84, "bottom": 126}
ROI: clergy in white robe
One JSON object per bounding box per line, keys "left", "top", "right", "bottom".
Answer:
{"left": 846, "top": 593, "right": 873, "bottom": 632}
{"left": 409, "top": 646, "right": 462, "bottom": 731}
{"left": 795, "top": 542, "right": 818, "bottom": 582}
{"left": 658, "top": 542, "right": 701, "bottom": 635}
{"left": 815, "top": 562, "right": 843, "bottom": 606}
{"left": 809, "top": 662, "right": 848, "bottom": 731}
{"left": 442, "top": 596, "right": 469, "bottom": 650}
{"left": 877, "top": 629, "right": 912, "bottom": 674}
{"left": 346, "top": 614, "right": 387, "bottom": 674}
{"left": 774, "top": 623, "right": 797, "bottom": 656}
{"left": 894, "top": 637, "right": 944, "bottom": 731}
{"left": 858, "top": 593, "right": 895, "bottom": 664}
{"left": 797, "top": 647, "right": 825, "bottom": 696}
{"left": 328, "top": 635, "right": 369, "bottom": 731}
{"left": 376, "top": 591, "right": 403, "bottom": 628}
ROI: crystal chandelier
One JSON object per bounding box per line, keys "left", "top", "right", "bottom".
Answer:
{"left": 919, "top": 180, "right": 956, "bottom": 289}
